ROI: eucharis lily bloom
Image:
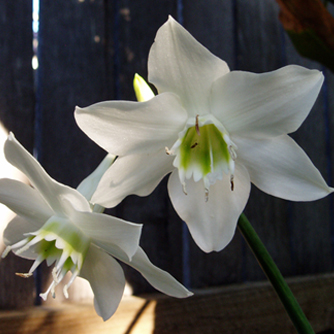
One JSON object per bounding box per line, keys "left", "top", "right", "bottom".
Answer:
{"left": 0, "top": 133, "right": 192, "bottom": 321}
{"left": 75, "top": 16, "right": 332, "bottom": 253}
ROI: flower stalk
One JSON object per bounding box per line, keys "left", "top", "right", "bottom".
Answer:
{"left": 237, "top": 213, "right": 315, "bottom": 334}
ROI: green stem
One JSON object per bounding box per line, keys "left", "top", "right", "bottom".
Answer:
{"left": 237, "top": 213, "right": 315, "bottom": 334}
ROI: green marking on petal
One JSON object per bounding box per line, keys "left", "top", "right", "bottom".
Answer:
{"left": 169, "top": 114, "right": 237, "bottom": 194}
{"left": 179, "top": 124, "right": 231, "bottom": 178}
{"left": 39, "top": 218, "right": 90, "bottom": 256}
{"left": 11, "top": 216, "right": 91, "bottom": 300}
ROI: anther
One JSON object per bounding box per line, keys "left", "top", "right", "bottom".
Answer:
{"left": 63, "top": 285, "right": 69, "bottom": 299}
{"left": 15, "top": 273, "right": 33, "bottom": 278}
{"left": 165, "top": 147, "right": 171, "bottom": 155}
{"left": 182, "top": 182, "right": 187, "bottom": 195}
{"left": 228, "top": 145, "right": 237, "bottom": 161}
{"left": 230, "top": 175, "right": 234, "bottom": 191}
{"left": 2, "top": 246, "right": 12, "bottom": 258}
{"left": 52, "top": 267, "right": 60, "bottom": 283}
{"left": 205, "top": 188, "right": 209, "bottom": 202}
{"left": 195, "top": 115, "right": 200, "bottom": 136}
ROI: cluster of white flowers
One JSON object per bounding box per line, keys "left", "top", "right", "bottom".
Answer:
{"left": 1, "top": 16, "right": 332, "bottom": 321}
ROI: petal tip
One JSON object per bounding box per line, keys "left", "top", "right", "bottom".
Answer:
{"left": 167, "top": 15, "right": 176, "bottom": 23}
{"left": 74, "top": 106, "right": 84, "bottom": 114}
{"left": 8, "top": 132, "right": 15, "bottom": 140}
{"left": 185, "top": 290, "right": 194, "bottom": 298}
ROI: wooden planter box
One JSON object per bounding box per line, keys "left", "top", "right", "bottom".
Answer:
{"left": 1, "top": 273, "right": 333, "bottom": 334}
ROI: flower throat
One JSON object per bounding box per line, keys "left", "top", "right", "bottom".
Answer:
{"left": 167, "top": 115, "right": 237, "bottom": 199}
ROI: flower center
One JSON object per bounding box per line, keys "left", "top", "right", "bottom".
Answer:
{"left": 2, "top": 216, "right": 90, "bottom": 300}
{"left": 167, "top": 114, "right": 237, "bottom": 199}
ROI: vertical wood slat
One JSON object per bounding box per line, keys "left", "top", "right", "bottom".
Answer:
{"left": 37, "top": 0, "right": 108, "bottom": 188}
{"left": 0, "top": 1, "right": 36, "bottom": 308}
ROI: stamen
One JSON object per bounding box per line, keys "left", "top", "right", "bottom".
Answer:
{"left": 195, "top": 115, "right": 200, "bottom": 136}
{"left": 15, "top": 244, "right": 32, "bottom": 256}
{"left": 182, "top": 182, "right": 187, "bottom": 195}
{"left": 28, "top": 254, "right": 45, "bottom": 274}
{"left": 15, "top": 235, "right": 43, "bottom": 255}
{"left": 63, "top": 285, "right": 69, "bottom": 299}
{"left": 165, "top": 147, "right": 172, "bottom": 155}
{"left": 230, "top": 175, "right": 234, "bottom": 191}
{"left": 8, "top": 238, "right": 31, "bottom": 251}
{"left": 15, "top": 273, "right": 33, "bottom": 278}
{"left": 40, "top": 280, "right": 56, "bottom": 301}
{"left": 2, "top": 246, "right": 12, "bottom": 258}
{"left": 205, "top": 188, "right": 209, "bottom": 202}
{"left": 56, "top": 249, "right": 70, "bottom": 271}
{"left": 52, "top": 267, "right": 60, "bottom": 283}
{"left": 51, "top": 285, "right": 56, "bottom": 298}
{"left": 63, "top": 269, "right": 80, "bottom": 299}
{"left": 228, "top": 145, "right": 237, "bottom": 161}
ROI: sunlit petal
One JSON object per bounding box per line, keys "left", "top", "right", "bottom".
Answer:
{"left": 80, "top": 245, "right": 125, "bottom": 321}
{"left": 73, "top": 210, "right": 142, "bottom": 260}
{"left": 0, "top": 178, "right": 52, "bottom": 223}
{"left": 92, "top": 149, "right": 174, "bottom": 207}
{"left": 75, "top": 92, "right": 187, "bottom": 156}
{"left": 168, "top": 165, "right": 250, "bottom": 252}
{"left": 148, "top": 16, "right": 229, "bottom": 116}
{"left": 111, "top": 246, "right": 192, "bottom": 298}
{"left": 3, "top": 216, "right": 40, "bottom": 260}
{"left": 211, "top": 66, "right": 323, "bottom": 138}
{"left": 4, "top": 133, "right": 90, "bottom": 214}
{"left": 235, "top": 135, "right": 333, "bottom": 201}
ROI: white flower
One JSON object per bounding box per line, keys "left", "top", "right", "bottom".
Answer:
{"left": 0, "top": 133, "right": 192, "bottom": 321}
{"left": 75, "top": 16, "right": 332, "bottom": 253}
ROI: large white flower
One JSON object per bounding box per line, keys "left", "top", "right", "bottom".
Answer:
{"left": 75, "top": 16, "right": 332, "bottom": 253}
{"left": 0, "top": 133, "right": 191, "bottom": 321}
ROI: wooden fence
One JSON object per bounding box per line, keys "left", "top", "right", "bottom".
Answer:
{"left": 0, "top": 0, "right": 334, "bottom": 332}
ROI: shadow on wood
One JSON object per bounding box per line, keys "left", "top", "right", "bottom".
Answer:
{"left": 0, "top": 273, "right": 333, "bottom": 334}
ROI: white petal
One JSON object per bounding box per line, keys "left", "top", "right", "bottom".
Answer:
{"left": 75, "top": 92, "right": 187, "bottom": 156}
{"left": 76, "top": 153, "right": 116, "bottom": 202}
{"left": 72, "top": 210, "right": 142, "bottom": 260}
{"left": 111, "top": 246, "right": 192, "bottom": 298}
{"left": 4, "top": 134, "right": 90, "bottom": 214}
{"left": 148, "top": 16, "right": 229, "bottom": 117}
{"left": 211, "top": 66, "right": 324, "bottom": 137}
{"left": 235, "top": 135, "right": 333, "bottom": 201}
{"left": 168, "top": 166, "right": 251, "bottom": 252}
{"left": 3, "top": 216, "right": 40, "bottom": 259}
{"left": 92, "top": 149, "right": 174, "bottom": 207}
{"left": 79, "top": 245, "right": 125, "bottom": 321}
{"left": 0, "top": 178, "right": 53, "bottom": 223}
